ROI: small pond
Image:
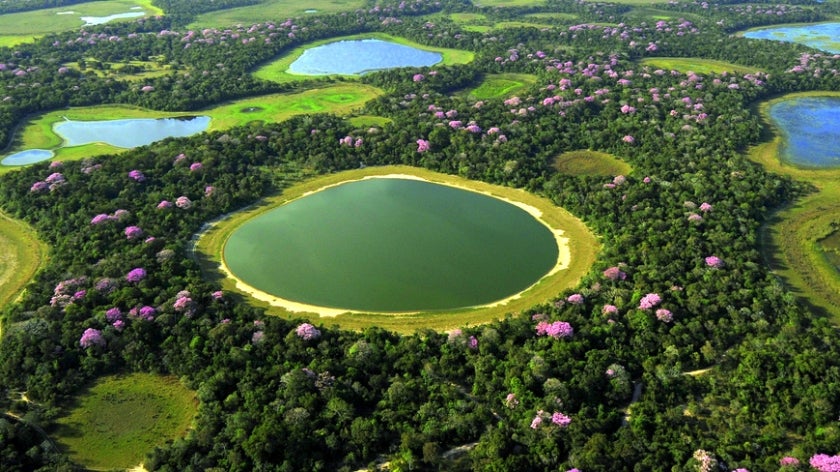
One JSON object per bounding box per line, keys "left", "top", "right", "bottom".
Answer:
{"left": 224, "top": 177, "right": 559, "bottom": 312}
{"left": 81, "top": 12, "right": 146, "bottom": 26}
{"left": 743, "top": 23, "right": 840, "bottom": 53}
{"left": 1, "top": 149, "right": 54, "bottom": 166}
{"left": 769, "top": 96, "right": 840, "bottom": 168}
{"left": 288, "top": 39, "right": 442, "bottom": 75}
{"left": 54, "top": 116, "right": 210, "bottom": 148}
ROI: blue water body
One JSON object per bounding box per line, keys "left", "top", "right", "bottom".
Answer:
{"left": 769, "top": 96, "right": 840, "bottom": 168}
{"left": 1, "top": 149, "right": 54, "bottom": 166}
{"left": 81, "top": 12, "right": 145, "bottom": 26}
{"left": 54, "top": 116, "right": 210, "bottom": 148}
{"left": 288, "top": 39, "right": 442, "bottom": 75}
{"left": 744, "top": 23, "right": 840, "bottom": 53}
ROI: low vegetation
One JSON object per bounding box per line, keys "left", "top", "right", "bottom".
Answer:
{"left": 463, "top": 73, "right": 538, "bottom": 100}
{"left": 52, "top": 373, "right": 196, "bottom": 470}
{"left": 553, "top": 150, "right": 632, "bottom": 177}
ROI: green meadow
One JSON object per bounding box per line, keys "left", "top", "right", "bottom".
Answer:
{"left": 553, "top": 150, "right": 632, "bottom": 177}
{"left": 463, "top": 73, "right": 538, "bottom": 100}
{"left": 752, "top": 92, "right": 840, "bottom": 322}
{"left": 0, "top": 212, "right": 46, "bottom": 314}
{"left": 194, "top": 165, "right": 598, "bottom": 333}
{"left": 52, "top": 373, "right": 197, "bottom": 470}
{"left": 0, "top": 0, "right": 162, "bottom": 47}
{"left": 640, "top": 57, "right": 761, "bottom": 75}
{"left": 252, "top": 33, "right": 474, "bottom": 84}
{"left": 187, "top": 0, "right": 366, "bottom": 28}
{"left": 62, "top": 58, "right": 173, "bottom": 82}
{"left": 0, "top": 83, "right": 383, "bottom": 171}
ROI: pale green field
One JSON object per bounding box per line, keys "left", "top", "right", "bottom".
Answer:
{"left": 450, "top": 12, "right": 563, "bottom": 32}
{"left": 640, "top": 57, "right": 761, "bottom": 75}
{"left": 53, "top": 373, "right": 197, "bottom": 471}
{"left": 195, "top": 165, "right": 599, "bottom": 333}
{"left": 0, "top": 0, "right": 162, "bottom": 47}
{"left": 473, "top": 0, "right": 546, "bottom": 6}
{"left": 62, "top": 58, "right": 173, "bottom": 82}
{"left": 553, "top": 150, "right": 632, "bottom": 177}
{"left": 0, "top": 212, "right": 47, "bottom": 314}
{"left": 463, "top": 73, "right": 538, "bottom": 100}
{"left": 0, "top": 83, "right": 383, "bottom": 171}
{"left": 252, "top": 33, "right": 474, "bottom": 83}
{"left": 752, "top": 92, "right": 840, "bottom": 322}
{"left": 187, "top": 0, "right": 365, "bottom": 28}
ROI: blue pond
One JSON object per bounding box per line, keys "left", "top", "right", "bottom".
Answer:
{"left": 1, "top": 149, "right": 54, "bottom": 166}
{"left": 81, "top": 12, "right": 146, "bottom": 26}
{"left": 743, "top": 23, "right": 840, "bottom": 54}
{"left": 54, "top": 116, "right": 211, "bottom": 148}
{"left": 769, "top": 96, "right": 840, "bottom": 168}
{"left": 288, "top": 39, "right": 442, "bottom": 75}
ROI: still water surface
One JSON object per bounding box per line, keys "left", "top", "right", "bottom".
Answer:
{"left": 224, "top": 178, "right": 559, "bottom": 312}
{"left": 288, "top": 39, "right": 442, "bottom": 75}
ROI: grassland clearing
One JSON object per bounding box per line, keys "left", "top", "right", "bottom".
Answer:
{"left": 52, "top": 373, "right": 196, "bottom": 471}
{"left": 460, "top": 73, "right": 538, "bottom": 100}
{"left": 0, "top": 212, "right": 46, "bottom": 319}
{"left": 553, "top": 150, "right": 632, "bottom": 177}
{"left": 752, "top": 92, "right": 840, "bottom": 322}
{"left": 0, "top": 83, "right": 383, "bottom": 171}
{"left": 62, "top": 58, "right": 173, "bottom": 82}
{"left": 640, "top": 57, "right": 761, "bottom": 75}
{"left": 187, "top": 0, "right": 365, "bottom": 28}
{"left": 0, "top": 0, "right": 161, "bottom": 47}
{"left": 194, "top": 165, "right": 598, "bottom": 333}
{"left": 252, "top": 33, "right": 474, "bottom": 84}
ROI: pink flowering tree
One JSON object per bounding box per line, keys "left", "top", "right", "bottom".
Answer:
{"left": 639, "top": 293, "right": 662, "bottom": 310}
{"left": 126, "top": 267, "right": 146, "bottom": 283}
{"left": 295, "top": 322, "right": 321, "bottom": 341}
{"left": 124, "top": 226, "right": 144, "bottom": 240}
{"left": 536, "top": 321, "right": 574, "bottom": 339}
{"left": 705, "top": 256, "right": 724, "bottom": 268}
{"left": 603, "top": 266, "right": 627, "bottom": 280}
{"left": 79, "top": 328, "right": 105, "bottom": 348}
{"left": 811, "top": 454, "right": 840, "bottom": 472}
{"left": 416, "top": 138, "right": 430, "bottom": 153}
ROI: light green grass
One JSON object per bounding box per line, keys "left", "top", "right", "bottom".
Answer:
{"left": 640, "top": 57, "right": 761, "bottom": 75}
{"left": 252, "top": 33, "right": 474, "bottom": 84}
{"left": 62, "top": 58, "right": 173, "bottom": 82}
{"left": 0, "top": 212, "right": 47, "bottom": 314}
{"left": 0, "top": 83, "right": 383, "bottom": 170}
{"left": 194, "top": 165, "right": 599, "bottom": 333}
{"left": 524, "top": 13, "right": 579, "bottom": 21}
{"left": 52, "top": 373, "right": 197, "bottom": 471}
{"left": 473, "top": 0, "right": 546, "bottom": 6}
{"left": 187, "top": 0, "right": 366, "bottom": 28}
{"left": 0, "top": 0, "right": 162, "bottom": 47}
{"left": 463, "top": 73, "right": 538, "bottom": 100}
{"left": 752, "top": 92, "right": 840, "bottom": 322}
{"left": 347, "top": 115, "right": 393, "bottom": 128}
{"left": 553, "top": 150, "right": 632, "bottom": 177}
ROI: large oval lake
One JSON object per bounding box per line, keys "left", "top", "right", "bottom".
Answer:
{"left": 743, "top": 23, "right": 840, "bottom": 53}
{"left": 54, "top": 116, "right": 210, "bottom": 148}
{"left": 769, "top": 96, "right": 840, "bottom": 168}
{"left": 224, "top": 178, "right": 560, "bottom": 312}
{"left": 288, "top": 39, "right": 442, "bottom": 75}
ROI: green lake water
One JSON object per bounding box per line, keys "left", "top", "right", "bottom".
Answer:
{"left": 224, "top": 178, "right": 559, "bottom": 312}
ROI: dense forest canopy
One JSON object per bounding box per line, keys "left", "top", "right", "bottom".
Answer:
{"left": 1, "top": 0, "right": 840, "bottom": 470}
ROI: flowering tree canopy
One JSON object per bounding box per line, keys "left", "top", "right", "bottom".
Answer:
{"left": 295, "top": 322, "right": 321, "bottom": 341}
{"left": 79, "top": 328, "right": 105, "bottom": 348}
{"left": 126, "top": 267, "right": 146, "bottom": 283}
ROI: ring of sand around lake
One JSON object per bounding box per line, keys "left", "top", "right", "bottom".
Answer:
{"left": 195, "top": 167, "right": 597, "bottom": 329}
